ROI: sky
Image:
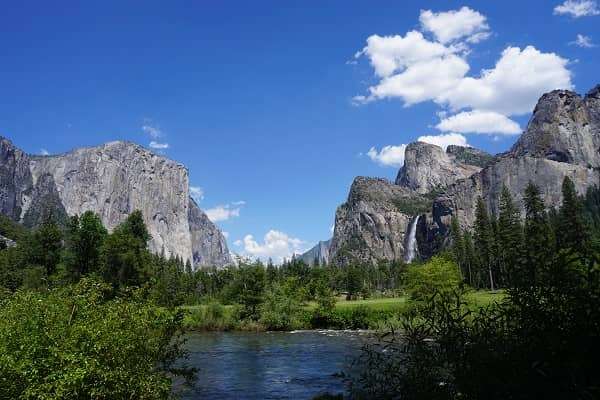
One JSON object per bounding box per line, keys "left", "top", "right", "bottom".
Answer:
{"left": 1, "top": 0, "right": 599, "bottom": 262}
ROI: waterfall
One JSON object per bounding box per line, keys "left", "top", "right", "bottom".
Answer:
{"left": 404, "top": 215, "right": 420, "bottom": 263}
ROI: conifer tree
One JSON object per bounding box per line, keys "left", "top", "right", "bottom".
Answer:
{"left": 474, "top": 197, "right": 495, "bottom": 290}
{"left": 522, "top": 182, "right": 553, "bottom": 287}
{"left": 557, "top": 177, "right": 587, "bottom": 256}
{"left": 497, "top": 186, "right": 522, "bottom": 286}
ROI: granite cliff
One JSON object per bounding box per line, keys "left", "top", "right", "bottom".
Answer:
{"left": 0, "top": 137, "right": 231, "bottom": 268}
{"left": 322, "top": 85, "right": 600, "bottom": 266}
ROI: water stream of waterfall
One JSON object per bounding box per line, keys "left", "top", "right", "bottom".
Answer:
{"left": 404, "top": 215, "right": 420, "bottom": 263}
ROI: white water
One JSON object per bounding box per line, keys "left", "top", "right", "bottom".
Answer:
{"left": 404, "top": 215, "right": 420, "bottom": 263}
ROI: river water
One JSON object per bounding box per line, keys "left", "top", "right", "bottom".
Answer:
{"left": 176, "top": 330, "right": 370, "bottom": 400}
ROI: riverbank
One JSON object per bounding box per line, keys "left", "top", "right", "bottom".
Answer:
{"left": 180, "top": 290, "right": 504, "bottom": 332}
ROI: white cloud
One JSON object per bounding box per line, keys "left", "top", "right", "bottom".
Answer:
{"left": 222, "top": 231, "right": 229, "bottom": 239}
{"left": 436, "top": 110, "right": 521, "bottom": 135}
{"left": 362, "top": 54, "right": 470, "bottom": 106}
{"left": 367, "top": 133, "right": 469, "bottom": 168}
{"left": 570, "top": 34, "right": 596, "bottom": 47}
{"left": 242, "top": 230, "right": 306, "bottom": 263}
{"left": 190, "top": 186, "right": 204, "bottom": 202}
{"left": 367, "top": 144, "right": 408, "bottom": 167}
{"left": 419, "top": 7, "right": 490, "bottom": 44}
{"left": 354, "top": 8, "right": 573, "bottom": 134}
{"left": 205, "top": 202, "right": 245, "bottom": 222}
{"left": 417, "top": 133, "right": 469, "bottom": 149}
{"left": 40, "top": 148, "right": 49, "bottom": 156}
{"left": 554, "top": 0, "right": 600, "bottom": 17}
{"left": 438, "top": 46, "right": 572, "bottom": 116}
{"left": 356, "top": 30, "right": 453, "bottom": 78}
{"left": 149, "top": 141, "right": 169, "bottom": 149}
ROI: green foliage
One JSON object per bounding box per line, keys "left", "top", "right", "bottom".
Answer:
{"left": 63, "top": 211, "right": 108, "bottom": 280}
{"left": 0, "top": 279, "right": 192, "bottom": 399}
{"left": 352, "top": 176, "right": 600, "bottom": 399}
{"left": 260, "top": 277, "right": 307, "bottom": 330}
{"left": 405, "top": 256, "right": 461, "bottom": 301}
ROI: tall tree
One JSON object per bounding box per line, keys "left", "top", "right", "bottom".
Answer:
{"left": 27, "top": 217, "right": 63, "bottom": 277}
{"left": 474, "top": 197, "right": 495, "bottom": 290}
{"left": 557, "top": 177, "right": 588, "bottom": 256}
{"left": 63, "top": 211, "right": 107, "bottom": 279}
{"left": 522, "top": 182, "right": 553, "bottom": 287}
{"left": 497, "top": 186, "right": 523, "bottom": 286}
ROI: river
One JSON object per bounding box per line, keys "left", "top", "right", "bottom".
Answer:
{"left": 175, "top": 330, "right": 370, "bottom": 400}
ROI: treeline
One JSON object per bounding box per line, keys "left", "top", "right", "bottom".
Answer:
{"left": 450, "top": 176, "right": 600, "bottom": 290}
{"left": 354, "top": 176, "right": 600, "bottom": 399}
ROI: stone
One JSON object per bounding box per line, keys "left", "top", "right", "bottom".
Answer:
{"left": 0, "top": 137, "right": 231, "bottom": 268}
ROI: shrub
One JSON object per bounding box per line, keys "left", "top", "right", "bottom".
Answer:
{"left": 0, "top": 278, "right": 192, "bottom": 399}
{"left": 405, "top": 256, "right": 461, "bottom": 301}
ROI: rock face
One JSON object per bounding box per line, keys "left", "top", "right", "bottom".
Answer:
{"left": 430, "top": 86, "right": 600, "bottom": 238}
{"left": 510, "top": 87, "right": 600, "bottom": 166}
{"left": 396, "top": 142, "right": 486, "bottom": 194}
{"left": 329, "top": 177, "right": 420, "bottom": 265}
{"left": 299, "top": 239, "right": 331, "bottom": 266}
{"left": 0, "top": 137, "right": 231, "bottom": 268}
{"left": 188, "top": 198, "right": 231, "bottom": 267}
{"left": 329, "top": 85, "right": 600, "bottom": 266}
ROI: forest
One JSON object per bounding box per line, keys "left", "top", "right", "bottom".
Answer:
{"left": 1, "top": 176, "right": 600, "bottom": 399}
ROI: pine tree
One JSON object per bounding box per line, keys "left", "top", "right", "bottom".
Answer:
{"left": 450, "top": 216, "right": 466, "bottom": 281}
{"left": 522, "top": 182, "right": 553, "bottom": 287}
{"left": 474, "top": 197, "right": 495, "bottom": 290}
{"left": 557, "top": 177, "right": 588, "bottom": 256}
{"left": 497, "top": 186, "right": 523, "bottom": 286}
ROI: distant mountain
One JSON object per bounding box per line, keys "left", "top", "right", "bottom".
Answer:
{"left": 327, "top": 85, "right": 600, "bottom": 266}
{"left": 299, "top": 239, "right": 331, "bottom": 266}
{"left": 0, "top": 138, "right": 231, "bottom": 268}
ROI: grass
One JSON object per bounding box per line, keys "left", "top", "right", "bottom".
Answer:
{"left": 177, "top": 290, "right": 505, "bottom": 332}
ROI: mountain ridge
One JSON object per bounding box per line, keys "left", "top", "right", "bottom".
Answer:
{"left": 0, "top": 136, "right": 231, "bottom": 268}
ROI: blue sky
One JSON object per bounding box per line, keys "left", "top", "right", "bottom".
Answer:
{"left": 1, "top": 0, "right": 599, "bottom": 261}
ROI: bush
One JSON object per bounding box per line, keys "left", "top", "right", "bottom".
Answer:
{"left": 405, "top": 256, "right": 461, "bottom": 301}
{"left": 260, "top": 278, "right": 307, "bottom": 330}
{"left": 0, "top": 278, "right": 192, "bottom": 399}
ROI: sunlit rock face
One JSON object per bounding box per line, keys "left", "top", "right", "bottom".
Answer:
{"left": 0, "top": 137, "right": 231, "bottom": 268}
{"left": 396, "top": 142, "right": 486, "bottom": 194}
{"left": 329, "top": 85, "right": 600, "bottom": 265}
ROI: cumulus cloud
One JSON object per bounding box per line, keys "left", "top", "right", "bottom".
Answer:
{"left": 367, "top": 144, "right": 408, "bottom": 167}
{"left": 356, "top": 30, "right": 452, "bottom": 78}
{"left": 190, "top": 186, "right": 204, "bottom": 202}
{"left": 419, "top": 7, "right": 490, "bottom": 44}
{"left": 438, "top": 46, "right": 572, "bottom": 116}
{"left": 570, "top": 34, "right": 596, "bottom": 47}
{"left": 242, "top": 230, "right": 306, "bottom": 263}
{"left": 205, "top": 202, "right": 245, "bottom": 222}
{"left": 40, "top": 148, "right": 50, "bottom": 156}
{"left": 436, "top": 110, "right": 521, "bottom": 135}
{"left": 367, "top": 133, "right": 469, "bottom": 167}
{"left": 554, "top": 0, "right": 600, "bottom": 17}
{"left": 354, "top": 7, "right": 572, "bottom": 134}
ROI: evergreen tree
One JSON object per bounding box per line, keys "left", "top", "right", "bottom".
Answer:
{"left": 497, "top": 186, "right": 523, "bottom": 286}
{"left": 474, "top": 197, "right": 495, "bottom": 290}
{"left": 522, "top": 182, "right": 553, "bottom": 287}
{"left": 63, "top": 211, "right": 107, "bottom": 279}
{"left": 101, "top": 210, "right": 151, "bottom": 288}
{"left": 27, "top": 217, "right": 63, "bottom": 277}
{"left": 557, "top": 177, "right": 587, "bottom": 256}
